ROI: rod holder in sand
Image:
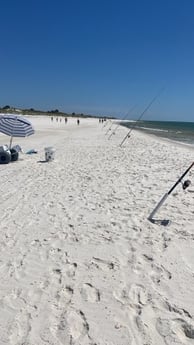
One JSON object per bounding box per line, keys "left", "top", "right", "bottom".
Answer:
{"left": 148, "top": 193, "right": 168, "bottom": 221}
{"left": 148, "top": 162, "right": 194, "bottom": 223}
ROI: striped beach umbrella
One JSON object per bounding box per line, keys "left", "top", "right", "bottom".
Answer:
{"left": 0, "top": 114, "right": 35, "bottom": 147}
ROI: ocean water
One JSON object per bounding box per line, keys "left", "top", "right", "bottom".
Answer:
{"left": 121, "top": 120, "right": 194, "bottom": 146}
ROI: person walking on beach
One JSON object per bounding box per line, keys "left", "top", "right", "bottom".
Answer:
{"left": 65, "top": 117, "right": 68, "bottom": 124}
{"left": 77, "top": 119, "right": 80, "bottom": 125}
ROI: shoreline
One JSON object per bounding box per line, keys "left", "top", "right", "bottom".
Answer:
{"left": 119, "top": 119, "right": 194, "bottom": 148}
{"left": 133, "top": 127, "right": 194, "bottom": 152}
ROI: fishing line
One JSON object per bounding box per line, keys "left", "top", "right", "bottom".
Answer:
{"left": 108, "top": 105, "right": 137, "bottom": 140}
{"left": 119, "top": 88, "right": 165, "bottom": 147}
{"left": 105, "top": 111, "right": 123, "bottom": 136}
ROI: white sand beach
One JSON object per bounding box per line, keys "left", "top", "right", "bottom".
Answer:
{"left": 0, "top": 116, "right": 194, "bottom": 345}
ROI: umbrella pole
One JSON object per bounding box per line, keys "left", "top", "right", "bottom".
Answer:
{"left": 9, "top": 136, "right": 13, "bottom": 149}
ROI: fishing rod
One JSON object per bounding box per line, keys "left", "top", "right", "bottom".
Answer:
{"left": 104, "top": 112, "right": 122, "bottom": 136}
{"left": 108, "top": 105, "right": 137, "bottom": 140}
{"left": 148, "top": 161, "right": 194, "bottom": 223}
{"left": 105, "top": 120, "right": 115, "bottom": 135}
{"left": 101, "top": 118, "right": 111, "bottom": 130}
{"left": 119, "top": 88, "right": 164, "bottom": 147}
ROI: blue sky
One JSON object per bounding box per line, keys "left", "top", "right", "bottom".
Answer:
{"left": 0, "top": 0, "right": 194, "bottom": 121}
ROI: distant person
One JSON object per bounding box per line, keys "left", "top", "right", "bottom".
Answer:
{"left": 65, "top": 117, "right": 68, "bottom": 124}
{"left": 77, "top": 119, "right": 80, "bottom": 125}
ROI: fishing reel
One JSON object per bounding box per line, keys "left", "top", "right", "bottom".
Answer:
{"left": 182, "top": 179, "right": 191, "bottom": 190}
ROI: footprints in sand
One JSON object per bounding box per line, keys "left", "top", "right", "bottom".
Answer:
{"left": 1, "top": 216, "right": 191, "bottom": 345}
{"left": 113, "top": 233, "right": 194, "bottom": 345}
{"left": 92, "top": 256, "right": 117, "bottom": 271}
{"left": 128, "top": 284, "right": 148, "bottom": 307}
{"left": 2, "top": 228, "right": 113, "bottom": 343}
{"left": 149, "top": 263, "right": 172, "bottom": 285}
{"left": 114, "top": 283, "right": 148, "bottom": 314}
{"left": 9, "top": 311, "right": 32, "bottom": 345}
{"left": 81, "top": 283, "right": 100, "bottom": 303}
{"left": 56, "top": 309, "right": 90, "bottom": 343}
{"left": 53, "top": 281, "right": 100, "bottom": 343}
{"left": 126, "top": 249, "right": 172, "bottom": 285}
{"left": 156, "top": 317, "right": 194, "bottom": 344}
{"left": 114, "top": 279, "right": 194, "bottom": 345}
{"left": 57, "top": 285, "right": 74, "bottom": 306}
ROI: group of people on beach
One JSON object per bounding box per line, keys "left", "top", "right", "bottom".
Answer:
{"left": 50, "top": 116, "right": 67, "bottom": 123}
{"left": 50, "top": 116, "right": 80, "bottom": 125}
{"left": 99, "top": 118, "right": 107, "bottom": 123}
